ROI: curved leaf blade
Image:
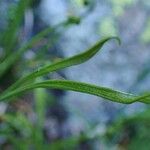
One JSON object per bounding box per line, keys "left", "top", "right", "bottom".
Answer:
{"left": 0, "top": 80, "right": 149, "bottom": 104}
{"left": 5, "top": 36, "right": 120, "bottom": 92}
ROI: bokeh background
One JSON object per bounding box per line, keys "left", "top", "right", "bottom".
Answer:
{"left": 0, "top": 0, "right": 150, "bottom": 149}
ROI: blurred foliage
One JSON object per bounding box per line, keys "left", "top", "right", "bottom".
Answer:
{"left": 129, "top": 58, "right": 150, "bottom": 94}
{"left": 0, "top": 0, "right": 85, "bottom": 149}
{"left": 98, "top": 17, "right": 118, "bottom": 36}
{"left": 0, "top": 0, "right": 150, "bottom": 149}
{"left": 141, "top": 19, "right": 150, "bottom": 44}
{"left": 111, "top": 0, "right": 137, "bottom": 16}
{"left": 105, "top": 107, "right": 150, "bottom": 150}
{"left": 73, "top": 0, "right": 92, "bottom": 7}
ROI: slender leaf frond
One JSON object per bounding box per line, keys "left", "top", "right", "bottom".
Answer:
{"left": 1, "top": 36, "right": 149, "bottom": 104}
{"left": 4, "top": 37, "right": 119, "bottom": 92}
{"left": 0, "top": 80, "right": 150, "bottom": 104}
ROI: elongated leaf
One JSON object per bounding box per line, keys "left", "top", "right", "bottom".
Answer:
{"left": 4, "top": 37, "right": 120, "bottom": 93}
{"left": 0, "top": 80, "right": 149, "bottom": 104}
{"left": 0, "top": 36, "right": 149, "bottom": 104}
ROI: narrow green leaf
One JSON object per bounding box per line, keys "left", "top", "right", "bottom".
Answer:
{"left": 4, "top": 37, "right": 120, "bottom": 93}
{"left": 0, "top": 36, "right": 149, "bottom": 104}
{"left": 0, "top": 80, "right": 149, "bottom": 104}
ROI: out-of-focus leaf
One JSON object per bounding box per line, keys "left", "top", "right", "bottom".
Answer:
{"left": 140, "top": 19, "right": 150, "bottom": 44}
{"left": 2, "top": 0, "right": 30, "bottom": 56}
{"left": 99, "top": 17, "right": 118, "bottom": 36}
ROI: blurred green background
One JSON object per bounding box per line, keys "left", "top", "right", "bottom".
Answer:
{"left": 0, "top": 0, "right": 150, "bottom": 149}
